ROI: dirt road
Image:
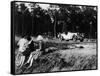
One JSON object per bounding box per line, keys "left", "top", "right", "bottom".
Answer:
{"left": 59, "top": 42, "right": 97, "bottom": 56}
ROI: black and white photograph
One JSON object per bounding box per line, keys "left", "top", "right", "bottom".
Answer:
{"left": 11, "top": 1, "right": 97, "bottom": 75}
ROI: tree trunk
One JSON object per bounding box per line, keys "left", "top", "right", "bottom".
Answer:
{"left": 31, "top": 14, "right": 34, "bottom": 36}
{"left": 54, "top": 16, "right": 56, "bottom": 38}
{"left": 62, "top": 21, "right": 65, "bottom": 33}
{"left": 22, "top": 13, "right": 24, "bottom": 36}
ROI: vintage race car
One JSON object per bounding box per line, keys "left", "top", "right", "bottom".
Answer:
{"left": 58, "top": 32, "right": 84, "bottom": 42}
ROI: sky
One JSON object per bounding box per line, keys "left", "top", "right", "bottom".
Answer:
{"left": 15, "top": 2, "right": 60, "bottom": 10}
{"left": 37, "top": 3, "right": 50, "bottom": 10}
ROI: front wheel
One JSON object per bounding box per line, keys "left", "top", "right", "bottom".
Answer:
{"left": 72, "top": 35, "right": 77, "bottom": 42}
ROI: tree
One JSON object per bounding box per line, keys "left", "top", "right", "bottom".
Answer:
{"left": 47, "top": 5, "right": 60, "bottom": 37}
{"left": 14, "top": 2, "right": 97, "bottom": 39}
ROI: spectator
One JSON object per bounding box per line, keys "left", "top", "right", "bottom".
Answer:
{"left": 24, "top": 35, "right": 44, "bottom": 68}
{"left": 16, "top": 36, "right": 32, "bottom": 68}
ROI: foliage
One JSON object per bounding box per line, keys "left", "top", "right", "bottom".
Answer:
{"left": 13, "top": 2, "right": 97, "bottom": 38}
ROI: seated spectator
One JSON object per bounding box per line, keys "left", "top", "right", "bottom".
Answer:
{"left": 16, "top": 36, "right": 32, "bottom": 68}
{"left": 24, "top": 35, "right": 44, "bottom": 68}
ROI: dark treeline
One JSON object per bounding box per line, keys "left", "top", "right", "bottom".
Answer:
{"left": 12, "top": 2, "right": 97, "bottom": 38}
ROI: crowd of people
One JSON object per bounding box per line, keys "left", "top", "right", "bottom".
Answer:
{"left": 15, "top": 35, "right": 45, "bottom": 69}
